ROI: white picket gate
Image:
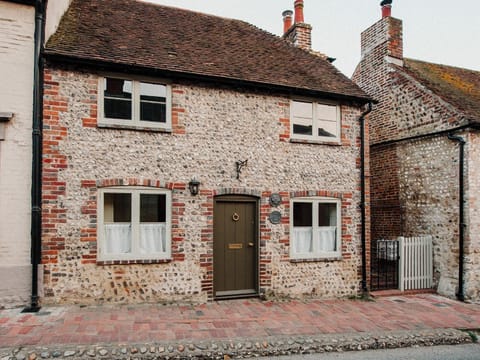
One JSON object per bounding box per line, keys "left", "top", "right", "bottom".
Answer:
{"left": 398, "top": 236, "right": 433, "bottom": 291}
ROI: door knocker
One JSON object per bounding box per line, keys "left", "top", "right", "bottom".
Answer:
{"left": 232, "top": 213, "right": 240, "bottom": 222}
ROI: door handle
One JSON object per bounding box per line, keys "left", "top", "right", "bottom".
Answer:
{"left": 248, "top": 242, "right": 254, "bottom": 247}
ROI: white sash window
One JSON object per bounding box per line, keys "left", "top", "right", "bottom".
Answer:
{"left": 291, "top": 100, "right": 340, "bottom": 142}
{"left": 290, "top": 198, "right": 341, "bottom": 259}
{"left": 99, "top": 76, "right": 172, "bottom": 131}
{"left": 98, "top": 187, "right": 171, "bottom": 261}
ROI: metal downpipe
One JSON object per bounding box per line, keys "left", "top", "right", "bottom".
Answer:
{"left": 447, "top": 133, "right": 466, "bottom": 302}
{"left": 359, "top": 102, "right": 372, "bottom": 294}
{"left": 23, "top": 0, "right": 45, "bottom": 313}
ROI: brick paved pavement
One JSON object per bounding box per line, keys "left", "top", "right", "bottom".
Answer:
{"left": 0, "top": 294, "right": 479, "bottom": 349}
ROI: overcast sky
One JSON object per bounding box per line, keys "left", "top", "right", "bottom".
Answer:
{"left": 145, "top": 0, "right": 479, "bottom": 77}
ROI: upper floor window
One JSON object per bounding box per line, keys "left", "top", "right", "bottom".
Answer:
{"left": 290, "top": 197, "right": 341, "bottom": 260}
{"left": 291, "top": 100, "right": 340, "bottom": 142}
{"left": 97, "top": 187, "right": 171, "bottom": 262}
{"left": 98, "top": 77, "right": 171, "bottom": 130}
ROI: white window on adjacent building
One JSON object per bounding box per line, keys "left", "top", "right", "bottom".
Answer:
{"left": 97, "top": 187, "right": 171, "bottom": 261}
{"left": 291, "top": 100, "right": 341, "bottom": 142}
{"left": 98, "top": 76, "right": 172, "bottom": 130}
{"left": 290, "top": 197, "right": 341, "bottom": 259}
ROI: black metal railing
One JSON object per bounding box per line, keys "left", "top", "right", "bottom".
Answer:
{"left": 371, "top": 239, "right": 399, "bottom": 290}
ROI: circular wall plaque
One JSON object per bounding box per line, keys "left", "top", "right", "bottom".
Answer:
{"left": 269, "top": 193, "right": 282, "bottom": 207}
{"left": 269, "top": 211, "right": 282, "bottom": 224}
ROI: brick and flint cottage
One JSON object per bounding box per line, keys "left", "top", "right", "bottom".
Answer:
{"left": 353, "top": 1, "right": 480, "bottom": 302}
{"left": 40, "top": 0, "right": 372, "bottom": 304}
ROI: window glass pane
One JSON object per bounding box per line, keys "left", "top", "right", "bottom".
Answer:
{"left": 104, "top": 193, "right": 131, "bottom": 222}
{"left": 292, "top": 101, "right": 313, "bottom": 136}
{"left": 293, "top": 228, "right": 313, "bottom": 253}
{"left": 318, "top": 120, "right": 337, "bottom": 138}
{"left": 292, "top": 101, "right": 313, "bottom": 118}
{"left": 104, "top": 78, "right": 132, "bottom": 120}
{"left": 293, "top": 123, "right": 313, "bottom": 135}
{"left": 103, "top": 193, "right": 132, "bottom": 254}
{"left": 140, "top": 82, "right": 167, "bottom": 123}
{"left": 140, "top": 194, "right": 166, "bottom": 223}
{"left": 316, "top": 227, "right": 337, "bottom": 252}
{"left": 140, "top": 193, "right": 167, "bottom": 254}
{"left": 318, "top": 203, "right": 337, "bottom": 226}
{"left": 293, "top": 202, "right": 312, "bottom": 227}
{"left": 316, "top": 104, "right": 337, "bottom": 120}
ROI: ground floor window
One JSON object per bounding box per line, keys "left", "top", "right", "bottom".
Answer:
{"left": 290, "top": 197, "right": 341, "bottom": 259}
{"left": 97, "top": 187, "right": 171, "bottom": 261}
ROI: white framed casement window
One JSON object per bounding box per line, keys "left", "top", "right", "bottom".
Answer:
{"left": 97, "top": 187, "right": 172, "bottom": 261}
{"left": 290, "top": 197, "right": 341, "bottom": 259}
{"left": 290, "top": 100, "right": 341, "bottom": 142}
{"left": 98, "top": 76, "right": 172, "bottom": 130}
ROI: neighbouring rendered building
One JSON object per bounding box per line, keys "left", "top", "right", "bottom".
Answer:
{"left": 0, "top": 0, "right": 71, "bottom": 310}
{"left": 38, "top": 0, "right": 374, "bottom": 305}
{"left": 353, "top": 1, "right": 480, "bottom": 302}
{"left": 0, "top": 0, "right": 36, "bottom": 309}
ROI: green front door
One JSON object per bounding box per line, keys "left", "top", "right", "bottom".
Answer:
{"left": 214, "top": 196, "right": 258, "bottom": 298}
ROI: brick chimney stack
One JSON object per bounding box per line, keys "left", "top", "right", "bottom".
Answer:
{"left": 282, "top": 10, "right": 293, "bottom": 34}
{"left": 381, "top": 0, "right": 392, "bottom": 18}
{"left": 282, "top": 0, "right": 312, "bottom": 51}
{"left": 353, "top": 0, "right": 403, "bottom": 91}
{"left": 294, "top": 0, "right": 305, "bottom": 23}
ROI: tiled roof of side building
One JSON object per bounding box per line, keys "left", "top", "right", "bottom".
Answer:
{"left": 44, "top": 0, "right": 370, "bottom": 102}
{"left": 403, "top": 58, "right": 480, "bottom": 123}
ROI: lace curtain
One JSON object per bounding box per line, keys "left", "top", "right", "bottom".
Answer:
{"left": 104, "top": 223, "right": 166, "bottom": 254}
{"left": 139, "top": 223, "right": 166, "bottom": 253}
{"left": 293, "top": 226, "right": 337, "bottom": 253}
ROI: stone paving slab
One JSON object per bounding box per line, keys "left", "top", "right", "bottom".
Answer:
{"left": 0, "top": 294, "right": 479, "bottom": 359}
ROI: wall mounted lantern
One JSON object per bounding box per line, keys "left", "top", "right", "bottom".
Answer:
{"left": 188, "top": 178, "right": 200, "bottom": 196}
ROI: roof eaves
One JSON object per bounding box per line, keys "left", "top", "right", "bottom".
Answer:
{"left": 44, "top": 51, "right": 373, "bottom": 104}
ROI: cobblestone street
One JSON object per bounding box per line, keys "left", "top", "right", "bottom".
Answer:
{"left": 1, "top": 294, "right": 479, "bottom": 358}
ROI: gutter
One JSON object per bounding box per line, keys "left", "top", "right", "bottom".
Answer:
{"left": 447, "top": 133, "right": 466, "bottom": 302}
{"left": 359, "top": 102, "right": 373, "bottom": 294}
{"left": 371, "top": 124, "right": 474, "bottom": 148}
{"left": 23, "top": 0, "right": 45, "bottom": 313}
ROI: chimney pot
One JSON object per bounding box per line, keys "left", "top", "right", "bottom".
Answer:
{"left": 294, "top": 0, "right": 304, "bottom": 23}
{"left": 282, "top": 10, "right": 294, "bottom": 34}
{"left": 380, "top": 0, "right": 392, "bottom": 18}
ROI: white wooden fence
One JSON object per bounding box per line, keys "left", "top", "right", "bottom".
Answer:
{"left": 398, "top": 236, "right": 433, "bottom": 291}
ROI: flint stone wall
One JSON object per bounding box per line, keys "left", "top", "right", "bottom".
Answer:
{"left": 41, "top": 66, "right": 366, "bottom": 304}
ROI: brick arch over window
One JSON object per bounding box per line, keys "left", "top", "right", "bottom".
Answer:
{"left": 95, "top": 178, "right": 186, "bottom": 191}
{"left": 79, "top": 178, "right": 188, "bottom": 265}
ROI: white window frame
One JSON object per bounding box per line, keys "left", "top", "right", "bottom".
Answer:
{"left": 290, "top": 100, "right": 341, "bottom": 142}
{"left": 98, "top": 75, "right": 172, "bottom": 130}
{"left": 290, "top": 197, "right": 341, "bottom": 260}
{"left": 97, "top": 187, "right": 172, "bottom": 261}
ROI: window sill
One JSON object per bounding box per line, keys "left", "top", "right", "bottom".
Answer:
{"left": 97, "top": 258, "right": 172, "bottom": 266}
{"left": 97, "top": 122, "right": 172, "bottom": 133}
{"left": 289, "top": 138, "right": 341, "bottom": 146}
{"left": 290, "top": 256, "right": 342, "bottom": 263}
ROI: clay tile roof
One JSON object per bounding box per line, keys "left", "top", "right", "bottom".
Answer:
{"left": 44, "top": 0, "right": 370, "bottom": 102}
{"left": 403, "top": 58, "right": 480, "bottom": 123}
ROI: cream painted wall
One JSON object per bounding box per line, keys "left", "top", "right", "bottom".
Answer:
{"left": 0, "top": 1, "right": 35, "bottom": 308}
{"left": 45, "top": 0, "right": 73, "bottom": 43}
